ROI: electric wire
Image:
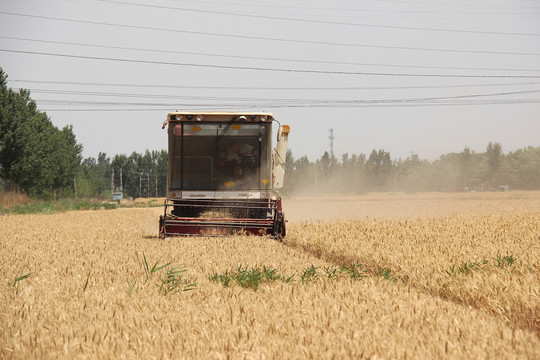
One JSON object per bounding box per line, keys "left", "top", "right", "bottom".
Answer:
{"left": 28, "top": 88, "right": 540, "bottom": 109}
{"left": 1, "top": 12, "right": 540, "bottom": 56}
{"left": 133, "top": 0, "right": 540, "bottom": 14}
{"left": 137, "top": 0, "right": 540, "bottom": 22}
{"left": 3, "top": 48, "right": 540, "bottom": 78}
{"left": 94, "top": 0, "right": 540, "bottom": 36}
{"left": 36, "top": 98, "right": 540, "bottom": 112}
{"left": 11, "top": 79, "right": 540, "bottom": 91}
{"left": 370, "top": 0, "right": 540, "bottom": 9}
{"left": 2, "top": 35, "right": 540, "bottom": 73}
{"left": 24, "top": 88, "right": 540, "bottom": 103}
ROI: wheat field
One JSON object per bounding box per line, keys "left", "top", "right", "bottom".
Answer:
{"left": 1, "top": 192, "right": 539, "bottom": 359}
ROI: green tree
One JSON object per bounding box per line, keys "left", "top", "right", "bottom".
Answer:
{"left": 499, "top": 146, "right": 540, "bottom": 189}
{"left": 76, "top": 153, "right": 112, "bottom": 198}
{"left": 0, "top": 68, "right": 82, "bottom": 197}
{"left": 460, "top": 146, "right": 472, "bottom": 188}
{"left": 366, "top": 149, "right": 392, "bottom": 190}
{"left": 486, "top": 141, "right": 503, "bottom": 186}
{"left": 282, "top": 148, "right": 295, "bottom": 196}
{"left": 292, "top": 155, "right": 315, "bottom": 196}
{"left": 53, "top": 125, "right": 83, "bottom": 194}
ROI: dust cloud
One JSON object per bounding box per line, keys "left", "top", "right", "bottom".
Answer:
{"left": 281, "top": 191, "right": 540, "bottom": 222}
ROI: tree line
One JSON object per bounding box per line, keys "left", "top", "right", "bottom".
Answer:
{"left": 76, "top": 150, "right": 168, "bottom": 199}
{"left": 0, "top": 69, "right": 81, "bottom": 198}
{"left": 283, "top": 143, "right": 540, "bottom": 196}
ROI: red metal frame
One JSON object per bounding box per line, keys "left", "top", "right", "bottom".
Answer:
{"left": 159, "top": 197, "right": 285, "bottom": 240}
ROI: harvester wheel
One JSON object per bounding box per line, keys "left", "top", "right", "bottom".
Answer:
{"left": 273, "top": 212, "right": 286, "bottom": 242}
{"left": 159, "top": 215, "right": 165, "bottom": 239}
{"left": 280, "top": 213, "right": 286, "bottom": 238}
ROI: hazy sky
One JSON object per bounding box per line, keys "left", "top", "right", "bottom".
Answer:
{"left": 1, "top": 0, "right": 539, "bottom": 162}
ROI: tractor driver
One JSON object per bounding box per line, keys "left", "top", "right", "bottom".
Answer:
{"left": 221, "top": 142, "right": 257, "bottom": 181}
{"left": 221, "top": 143, "right": 242, "bottom": 180}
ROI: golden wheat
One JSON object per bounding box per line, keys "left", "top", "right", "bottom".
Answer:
{"left": 1, "top": 192, "right": 539, "bottom": 359}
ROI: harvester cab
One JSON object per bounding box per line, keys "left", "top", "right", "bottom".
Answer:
{"left": 159, "top": 112, "right": 290, "bottom": 240}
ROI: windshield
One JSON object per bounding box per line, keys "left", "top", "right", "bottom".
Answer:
{"left": 169, "top": 123, "right": 272, "bottom": 191}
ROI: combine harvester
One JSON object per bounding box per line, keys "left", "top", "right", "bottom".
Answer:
{"left": 159, "top": 112, "right": 290, "bottom": 240}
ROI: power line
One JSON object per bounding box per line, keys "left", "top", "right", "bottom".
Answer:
{"left": 12, "top": 79, "right": 540, "bottom": 91}
{"left": 144, "top": 0, "right": 540, "bottom": 14}
{"left": 27, "top": 89, "right": 321, "bottom": 102}
{"left": 24, "top": 88, "right": 540, "bottom": 103}
{"left": 35, "top": 98, "right": 540, "bottom": 112}
{"left": 3, "top": 35, "right": 540, "bottom": 73}
{"left": 140, "top": 0, "right": 540, "bottom": 22}
{"left": 3, "top": 48, "right": 540, "bottom": 79}
{"left": 94, "top": 0, "right": 540, "bottom": 37}
{"left": 29, "top": 88, "right": 540, "bottom": 106}
{"left": 1, "top": 12, "right": 540, "bottom": 56}
{"left": 370, "top": 0, "right": 540, "bottom": 9}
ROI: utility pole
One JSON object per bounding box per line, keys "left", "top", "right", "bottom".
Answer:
{"left": 147, "top": 173, "right": 150, "bottom": 198}
{"left": 139, "top": 174, "right": 142, "bottom": 198}
{"left": 155, "top": 174, "right": 158, "bottom": 197}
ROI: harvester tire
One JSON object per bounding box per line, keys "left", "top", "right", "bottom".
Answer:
{"left": 273, "top": 212, "right": 286, "bottom": 242}
{"left": 159, "top": 215, "right": 165, "bottom": 239}
{"left": 280, "top": 214, "right": 286, "bottom": 238}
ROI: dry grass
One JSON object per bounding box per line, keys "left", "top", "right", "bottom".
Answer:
{"left": 0, "top": 191, "right": 31, "bottom": 209}
{"left": 1, "top": 192, "right": 539, "bottom": 359}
